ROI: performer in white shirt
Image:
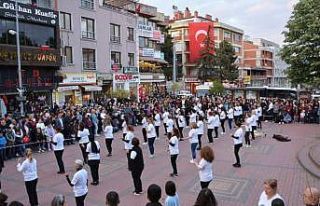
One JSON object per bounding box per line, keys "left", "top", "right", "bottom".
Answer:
{"left": 213, "top": 111, "right": 220, "bottom": 139}
{"left": 103, "top": 119, "right": 113, "bottom": 157}
{"left": 258, "top": 179, "right": 283, "bottom": 206}
{"left": 193, "top": 146, "right": 214, "bottom": 189}
{"left": 65, "top": 159, "right": 88, "bottom": 206}
{"left": 141, "top": 114, "right": 148, "bottom": 145}
{"left": 166, "top": 115, "right": 175, "bottom": 138}
{"left": 168, "top": 128, "right": 179, "bottom": 177}
{"left": 227, "top": 106, "right": 234, "bottom": 130}
{"left": 51, "top": 127, "right": 65, "bottom": 174}
{"left": 197, "top": 116, "right": 204, "bottom": 150}
{"left": 231, "top": 123, "right": 244, "bottom": 168}
{"left": 219, "top": 109, "right": 226, "bottom": 135}
{"left": 207, "top": 111, "right": 214, "bottom": 143}
{"left": 86, "top": 138, "right": 100, "bottom": 185}
{"left": 77, "top": 123, "right": 90, "bottom": 163}
{"left": 147, "top": 117, "right": 157, "bottom": 158}
{"left": 154, "top": 110, "right": 161, "bottom": 139}
{"left": 162, "top": 110, "right": 169, "bottom": 135}
{"left": 177, "top": 111, "right": 186, "bottom": 140}
{"left": 17, "top": 149, "right": 38, "bottom": 206}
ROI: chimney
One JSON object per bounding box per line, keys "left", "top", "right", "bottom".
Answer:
{"left": 205, "top": 14, "right": 212, "bottom": 21}
{"left": 184, "top": 7, "right": 191, "bottom": 18}
{"left": 194, "top": 11, "right": 198, "bottom": 18}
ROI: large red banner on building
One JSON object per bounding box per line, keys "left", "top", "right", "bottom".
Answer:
{"left": 188, "top": 22, "right": 214, "bottom": 63}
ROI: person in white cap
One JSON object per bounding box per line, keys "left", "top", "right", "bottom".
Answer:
{"left": 65, "top": 159, "right": 88, "bottom": 206}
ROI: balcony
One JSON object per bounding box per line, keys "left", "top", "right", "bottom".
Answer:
{"left": 83, "top": 61, "right": 96, "bottom": 70}
{"left": 81, "top": 31, "right": 95, "bottom": 40}
{"left": 81, "top": 0, "right": 94, "bottom": 9}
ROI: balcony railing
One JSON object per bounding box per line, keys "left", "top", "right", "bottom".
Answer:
{"left": 81, "top": 0, "right": 94, "bottom": 9}
{"left": 82, "top": 31, "right": 95, "bottom": 39}
{"left": 110, "top": 35, "right": 121, "bottom": 43}
{"left": 83, "top": 61, "right": 96, "bottom": 70}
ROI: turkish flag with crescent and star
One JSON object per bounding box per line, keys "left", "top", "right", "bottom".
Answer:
{"left": 188, "top": 22, "right": 214, "bottom": 63}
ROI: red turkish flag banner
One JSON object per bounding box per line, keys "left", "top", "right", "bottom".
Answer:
{"left": 188, "top": 22, "right": 214, "bottom": 63}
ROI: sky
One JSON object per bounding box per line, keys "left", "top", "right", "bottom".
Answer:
{"left": 139, "top": 0, "right": 299, "bottom": 45}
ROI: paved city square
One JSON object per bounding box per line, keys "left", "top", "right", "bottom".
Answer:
{"left": 1, "top": 122, "right": 319, "bottom": 206}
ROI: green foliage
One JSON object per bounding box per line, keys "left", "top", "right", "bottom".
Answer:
{"left": 280, "top": 0, "right": 320, "bottom": 86}
{"left": 209, "top": 80, "right": 225, "bottom": 95}
{"left": 109, "top": 89, "right": 130, "bottom": 99}
{"left": 161, "top": 26, "right": 173, "bottom": 66}
{"left": 198, "top": 32, "right": 238, "bottom": 82}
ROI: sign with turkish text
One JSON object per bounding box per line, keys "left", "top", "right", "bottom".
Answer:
{"left": 142, "top": 48, "right": 155, "bottom": 57}
{"left": 188, "top": 22, "right": 214, "bottom": 63}
{"left": 123, "top": 66, "right": 139, "bottom": 74}
{"left": 0, "top": 45, "right": 60, "bottom": 66}
{"left": 113, "top": 74, "right": 140, "bottom": 83}
{"left": 138, "top": 24, "right": 153, "bottom": 38}
{"left": 61, "top": 72, "right": 96, "bottom": 85}
{"left": 152, "top": 30, "right": 161, "bottom": 41}
{"left": 0, "top": 0, "right": 59, "bottom": 26}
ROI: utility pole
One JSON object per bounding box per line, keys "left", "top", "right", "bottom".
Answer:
{"left": 15, "top": 0, "right": 25, "bottom": 117}
{"left": 173, "top": 44, "right": 176, "bottom": 82}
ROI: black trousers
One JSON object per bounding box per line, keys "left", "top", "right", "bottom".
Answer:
{"left": 88, "top": 159, "right": 100, "bottom": 183}
{"left": 178, "top": 127, "right": 184, "bottom": 139}
{"left": 251, "top": 126, "right": 257, "bottom": 140}
{"left": 79, "top": 143, "right": 88, "bottom": 163}
{"left": 105, "top": 139, "right": 113, "bottom": 155}
{"left": 163, "top": 123, "right": 167, "bottom": 134}
{"left": 197, "top": 134, "right": 202, "bottom": 149}
{"left": 200, "top": 180, "right": 211, "bottom": 189}
{"left": 155, "top": 126, "right": 160, "bottom": 138}
{"left": 170, "top": 154, "right": 178, "bottom": 174}
{"left": 25, "top": 178, "right": 38, "bottom": 206}
{"left": 131, "top": 169, "right": 143, "bottom": 193}
{"left": 234, "top": 144, "right": 242, "bottom": 164}
{"left": 54, "top": 150, "right": 65, "bottom": 173}
{"left": 207, "top": 129, "right": 213, "bottom": 143}
{"left": 214, "top": 127, "right": 219, "bottom": 138}
{"left": 220, "top": 119, "right": 226, "bottom": 132}
{"left": 245, "top": 132, "right": 250, "bottom": 145}
{"left": 142, "top": 128, "right": 147, "bottom": 142}
{"left": 75, "top": 193, "right": 87, "bottom": 206}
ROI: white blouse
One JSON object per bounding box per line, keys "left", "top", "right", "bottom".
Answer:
{"left": 17, "top": 159, "right": 38, "bottom": 181}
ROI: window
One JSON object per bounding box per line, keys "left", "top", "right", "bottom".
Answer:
{"left": 127, "top": 27, "right": 134, "bottom": 41}
{"left": 224, "top": 31, "right": 231, "bottom": 39}
{"left": 60, "top": 12, "right": 71, "bottom": 30}
{"left": 63, "top": 46, "right": 73, "bottom": 64}
{"left": 0, "top": 19, "right": 56, "bottom": 48}
{"left": 235, "top": 34, "right": 242, "bottom": 42}
{"left": 139, "top": 37, "right": 149, "bottom": 48}
{"left": 81, "top": 0, "right": 94, "bottom": 9}
{"left": 81, "top": 17, "right": 95, "bottom": 39}
{"left": 128, "top": 53, "right": 134, "bottom": 66}
{"left": 110, "top": 24, "right": 121, "bottom": 43}
{"left": 82, "top": 49, "right": 96, "bottom": 70}
{"left": 111, "top": 51, "right": 121, "bottom": 65}
{"left": 234, "top": 46, "right": 241, "bottom": 53}
{"left": 214, "top": 28, "right": 219, "bottom": 37}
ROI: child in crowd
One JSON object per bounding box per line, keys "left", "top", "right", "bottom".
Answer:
{"left": 165, "top": 181, "right": 180, "bottom": 206}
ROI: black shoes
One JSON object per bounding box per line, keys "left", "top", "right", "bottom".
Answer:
{"left": 232, "top": 163, "right": 241, "bottom": 168}
{"left": 90, "top": 181, "right": 99, "bottom": 186}
{"left": 170, "top": 173, "right": 178, "bottom": 177}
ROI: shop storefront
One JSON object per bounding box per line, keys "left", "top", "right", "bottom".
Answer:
{"left": 113, "top": 73, "right": 140, "bottom": 99}
{"left": 185, "top": 78, "right": 201, "bottom": 94}
{"left": 55, "top": 72, "right": 101, "bottom": 106}
{"left": 139, "top": 73, "right": 166, "bottom": 97}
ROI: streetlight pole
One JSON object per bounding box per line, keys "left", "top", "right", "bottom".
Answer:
{"left": 15, "top": 0, "right": 25, "bottom": 117}
{"left": 172, "top": 44, "right": 176, "bottom": 82}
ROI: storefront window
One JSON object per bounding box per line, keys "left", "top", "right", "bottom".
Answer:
{"left": 0, "top": 19, "right": 56, "bottom": 48}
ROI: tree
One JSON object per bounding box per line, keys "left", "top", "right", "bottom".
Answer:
{"left": 280, "top": 0, "right": 320, "bottom": 86}
{"left": 214, "top": 40, "right": 238, "bottom": 82}
{"left": 161, "top": 26, "right": 174, "bottom": 81}
{"left": 209, "top": 80, "right": 225, "bottom": 95}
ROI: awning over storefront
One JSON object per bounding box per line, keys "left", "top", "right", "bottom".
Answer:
{"left": 140, "top": 57, "right": 168, "bottom": 64}
{"left": 57, "top": 86, "right": 79, "bottom": 92}
{"left": 82, "top": 85, "right": 103, "bottom": 92}
{"left": 140, "top": 79, "right": 166, "bottom": 83}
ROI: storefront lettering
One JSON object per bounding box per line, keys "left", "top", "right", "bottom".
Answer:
{"left": 0, "top": 50, "right": 57, "bottom": 63}
{"left": 115, "top": 74, "right": 133, "bottom": 81}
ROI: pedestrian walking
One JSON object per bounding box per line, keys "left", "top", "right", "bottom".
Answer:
{"left": 128, "top": 138, "right": 144, "bottom": 195}
{"left": 193, "top": 146, "right": 214, "bottom": 189}
{"left": 17, "top": 149, "right": 38, "bottom": 206}
{"left": 86, "top": 137, "right": 100, "bottom": 185}
{"left": 65, "top": 159, "right": 88, "bottom": 206}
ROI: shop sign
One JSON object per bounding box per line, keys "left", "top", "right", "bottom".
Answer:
{"left": 0, "top": 46, "right": 60, "bottom": 66}
{"left": 0, "top": 0, "right": 59, "bottom": 26}
{"left": 142, "top": 48, "right": 154, "bottom": 57}
{"left": 113, "top": 74, "right": 140, "bottom": 83}
{"left": 160, "top": 34, "right": 165, "bottom": 44}
{"left": 57, "top": 86, "right": 79, "bottom": 92}
{"left": 111, "top": 63, "right": 121, "bottom": 72}
{"left": 123, "top": 66, "right": 139, "bottom": 74}
{"left": 61, "top": 72, "right": 96, "bottom": 85}
{"left": 138, "top": 24, "right": 153, "bottom": 38}
{"left": 185, "top": 77, "right": 200, "bottom": 83}
{"left": 243, "top": 76, "right": 251, "bottom": 85}
{"left": 152, "top": 30, "right": 161, "bottom": 41}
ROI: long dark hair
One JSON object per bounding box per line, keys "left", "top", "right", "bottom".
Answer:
{"left": 90, "top": 137, "right": 99, "bottom": 154}
{"left": 194, "top": 188, "right": 217, "bottom": 206}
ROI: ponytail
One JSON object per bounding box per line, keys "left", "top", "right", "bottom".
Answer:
{"left": 26, "top": 148, "right": 33, "bottom": 162}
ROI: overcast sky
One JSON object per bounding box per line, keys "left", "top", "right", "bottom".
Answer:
{"left": 139, "top": 0, "right": 298, "bottom": 45}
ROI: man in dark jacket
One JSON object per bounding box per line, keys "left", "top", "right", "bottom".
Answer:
{"left": 128, "top": 137, "right": 144, "bottom": 195}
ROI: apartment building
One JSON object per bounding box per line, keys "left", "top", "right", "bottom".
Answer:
{"left": 56, "top": 0, "right": 138, "bottom": 105}
{"left": 240, "top": 38, "right": 284, "bottom": 87}
{"left": 169, "top": 7, "right": 243, "bottom": 93}
{"left": 0, "top": 0, "right": 60, "bottom": 109}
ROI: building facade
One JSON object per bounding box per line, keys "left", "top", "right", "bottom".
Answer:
{"left": 0, "top": 0, "right": 60, "bottom": 112}
{"left": 169, "top": 7, "right": 243, "bottom": 93}
{"left": 56, "top": 0, "right": 138, "bottom": 105}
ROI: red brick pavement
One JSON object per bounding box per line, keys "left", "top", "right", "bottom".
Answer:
{"left": 1, "top": 122, "right": 319, "bottom": 206}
